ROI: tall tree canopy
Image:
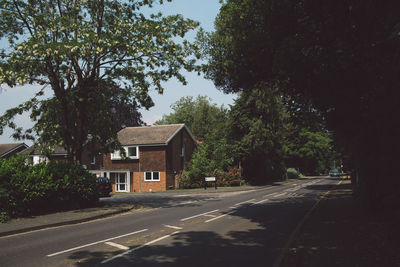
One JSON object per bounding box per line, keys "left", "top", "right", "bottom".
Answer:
{"left": 0, "top": 0, "right": 200, "bottom": 162}
{"left": 228, "top": 83, "right": 287, "bottom": 184}
{"left": 156, "top": 95, "right": 232, "bottom": 184}
{"left": 207, "top": 0, "right": 400, "bottom": 206}
{"left": 155, "top": 95, "right": 228, "bottom": 141}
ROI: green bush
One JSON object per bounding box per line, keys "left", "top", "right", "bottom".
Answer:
{"left": 177, "top": 172, "right": 192, "bottom": 189}
{"left": 287, "top": 168, "right": 301, "bottom": 179}
{"left": 0, "top": 156, "right": 98, "bottom": 219}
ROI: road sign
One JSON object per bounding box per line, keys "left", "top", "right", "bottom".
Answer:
{"left": 205, "top": 177, "right": 216, "bottom": 182}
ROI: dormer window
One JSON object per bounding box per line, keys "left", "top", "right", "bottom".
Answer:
{"left": 127, "top": 146, "right": 138, "bottom": 158}
{"left": 111, "top": 146, "right": 139, "bottom": 160}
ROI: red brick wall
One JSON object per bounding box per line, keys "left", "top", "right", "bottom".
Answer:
{"left": 102, "top": 127, "right": 196, "bottom": 192}
{"left": 131, "top": 171, "right": 166, "bottom": 192}
{"left": 103, "top": 146, "right": 167, "bottom": 192}
{"left": 166, "top": 128, "right": 196, "bottom": 171}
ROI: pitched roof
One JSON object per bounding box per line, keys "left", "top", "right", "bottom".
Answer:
{"left": 0, "top": 143, "right": 28, "bottom": 157}
{"left": 22, "top": 144, "right": 67, "bottom": 155}
{"left": 117, "top": 124, "right": 195, "bottom": 146}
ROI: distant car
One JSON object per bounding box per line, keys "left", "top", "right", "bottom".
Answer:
{"left": 97, "top": 177, "right": 112, "bottom": 197}
{"left": 329, "top": 169, "right": 340, "bottom": 177}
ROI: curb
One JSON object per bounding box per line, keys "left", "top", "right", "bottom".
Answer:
{"left": 0, "top": 206, "right": 134, "bottom": 238}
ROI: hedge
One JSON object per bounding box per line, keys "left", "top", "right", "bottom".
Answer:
{"left": 0, "top": 156, "right": 98, "bottom": 220}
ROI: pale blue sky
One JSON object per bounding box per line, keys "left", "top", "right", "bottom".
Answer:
{"left": 0, "top": 0, "right": 236, "bottom": 144}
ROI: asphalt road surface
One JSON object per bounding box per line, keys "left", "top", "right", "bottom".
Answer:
{"left": 0, "top": 176, "right": 340, "bottom": 267}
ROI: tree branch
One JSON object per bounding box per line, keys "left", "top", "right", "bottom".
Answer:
{"left": 12, "top": 0, "right": 34, "bottom": 36}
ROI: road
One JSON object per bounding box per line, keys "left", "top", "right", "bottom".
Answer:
{"left": 0, "top": 176, "right": 340, "bottom": 266}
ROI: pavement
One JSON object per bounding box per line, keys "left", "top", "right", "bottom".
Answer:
{"left": 280, "top": 179, "right": 400, "bottom": 267}
{"left": 0, "top": 184, "right": 272, "bottom": 237}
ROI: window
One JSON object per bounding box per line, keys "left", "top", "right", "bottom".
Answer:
{"left": 110, "top": 150, "right": 121, "bottom": 160}
{"left": 126, "top": 146, "right": 139, "bottom": 159}
{"left": 144, "top": 171, "right": 160, "bottom": 182}
{"left": 111, "top": 146, "right": 139, "bottom": 160}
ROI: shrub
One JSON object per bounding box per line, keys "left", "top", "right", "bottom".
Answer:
{"left": 0, "top": 156, "right": 98, "bottom": 219}
{"left": 177, "top": 172, "right": 192, "bottom": 189}
{"left": 287, "top": 168, "right": 301, "bottom": 179}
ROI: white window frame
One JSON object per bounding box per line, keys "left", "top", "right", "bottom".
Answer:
{"left": 144, "top": 171, "right": 160, "bottom": 182}
{"left": 111, "top": 146, "right": 139, "bottom": 160}
{"left": 114, "top": 172, "right": 130, "bottom": 192}
{"left": 110, "top": 150, "right": 121, "bottom": 160}
{"left": 126, "top": 146, "right": 139, "bottom": 159}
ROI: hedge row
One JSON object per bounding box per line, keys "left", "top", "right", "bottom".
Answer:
{"left": 0, "top": 156, "right": 99, "bottom": 220}
{"left": 177, "top": 167, "right": 243, "bottom": 189}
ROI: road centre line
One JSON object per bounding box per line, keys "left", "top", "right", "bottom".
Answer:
{"left": 101, "top": 231, "right": 180, "bottom": 264}
{"left": 272, "top": 192, "right": 287, "bottom": 198}
{"left": 180, "top": 209, "right": 219, "bottom": 221}
{"left": 264, "top": 192, "right": 280, "bottom": 198}
{"left": 104, "top": 242, "right": 129, "bottom": 250}
{"left": 233, "top": 199, "right": 256, "bottom": 206}
{"left": 163, "top": 224, "right": 183, "bottom": 230}
{"left": 47, "top": 229, "right": 148, "bottom": 257}
{"left": 251, "top": 199, "right": 269, "bottom": 205}
{"left": 205, "top": 211, "right": 235, "bottom": 223}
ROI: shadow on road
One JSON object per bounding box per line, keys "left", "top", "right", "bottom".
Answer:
{"left": 68, "top": 190, "right": 319, "bottom": 266}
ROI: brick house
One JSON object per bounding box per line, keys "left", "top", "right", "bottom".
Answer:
{"left": 0, "top": 143, "right": 28, "bottom": 159}
{"left": 93, "top": 124, "right": 196, "bottom": 192}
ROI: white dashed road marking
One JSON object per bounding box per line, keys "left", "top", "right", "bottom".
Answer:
{"left": 104, "top": 242, "right": 129, "bottom": 250}
{"left": 101, "top": 231, "right": 180, "bottom": 264}
{"left": 47, "top": 229, "right": 148, "bottom": 257}
{"left": 180, "top": 209, "right": 219, "bottom": 221}
{"left": 233, "top": 199, "right": 256, "bottom": 206}
{"left": 251, "top": 199, "right": 269, "bottom": 205}
{"left": 163, "top": 224, "right": 183, "bottom": 230}
{"left": 205, "top": 211, "right": 235, "bottom": 223}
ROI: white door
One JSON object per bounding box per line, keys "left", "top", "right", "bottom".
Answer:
{"left": 115, "top": 172, "right": 130, "bottom": 192}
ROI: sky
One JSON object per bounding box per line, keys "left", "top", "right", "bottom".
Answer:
{"left": 0, "top": 0, "right": 236, "bottom": 145}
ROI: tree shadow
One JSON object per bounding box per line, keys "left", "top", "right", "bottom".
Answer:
{"left": 68, "top": 194, "right": 317, "bottom": 266}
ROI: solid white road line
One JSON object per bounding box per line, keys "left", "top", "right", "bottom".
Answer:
{"left": 101, "top": 231, "right": 180, "bottom": 264}
{"left": 272, "top": 193, "right": 287, "bottom": 198}
{"left": 163, "top": 224, "right": 183, "bottom": 230}
{"left": 180, "top": 209, "right": 219, "bottom": 221}
{"left": 233, "top": 199, "right": 256, "bottom": 206}
{"left": 104, "top": 242, "right": 129, "bottom": 250}
{"left": 264, "top": 192, "right": 280, "bottom": 198}
{"left": 205, "top": 211, "right": 235, "bottom": 223}
{"left": 47, "top": 229, "right": 148, "bottom": 257}
{"left": 251, "top": 199, "right": 269, "bottom": 205}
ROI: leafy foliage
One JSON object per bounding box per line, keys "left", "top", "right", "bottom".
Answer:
{"left": 0, "top": 156, "right": 98, "bottom": 218}
{"left": 285, "top": 128, "right": 335, "bottom": 175}
{"left": 155, "top": 95, "right": 228, "bottom": 141}
{"left": 156, "top": 95, "right": 234, "bottom": 186}
{"left": 0, "top": 0, "right": 200, "bottom": 162}
{"left": 228, "top": 83, "right": 287, "bottom": 184}
{"left": 206, "top": 0, "right": 400, "bottom": 207}
{"left": 286, "top": 168, "right": 301, "bottom": 180}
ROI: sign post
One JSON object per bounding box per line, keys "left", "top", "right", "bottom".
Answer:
{"left": 204, "top": 177, "right": 217, "bottom": 190}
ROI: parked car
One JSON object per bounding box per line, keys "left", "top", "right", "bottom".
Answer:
{"left": 329, "top": 169, "right": 340, "bottom": 177}
{"left": 97, "top": 177, "right": 112, "bottom": 197}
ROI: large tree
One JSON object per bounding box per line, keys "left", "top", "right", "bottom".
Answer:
{"left": 206, "top": 0, "right": 400, "bottom": 207}
{"left": 155, "top": 95, "right": 228, "bottom": 141}
{"left": 228, "top": 83, "right": 287, "bottom": 184}
{"left": 0, "top": 0, "right": 200, "bottom": 162}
